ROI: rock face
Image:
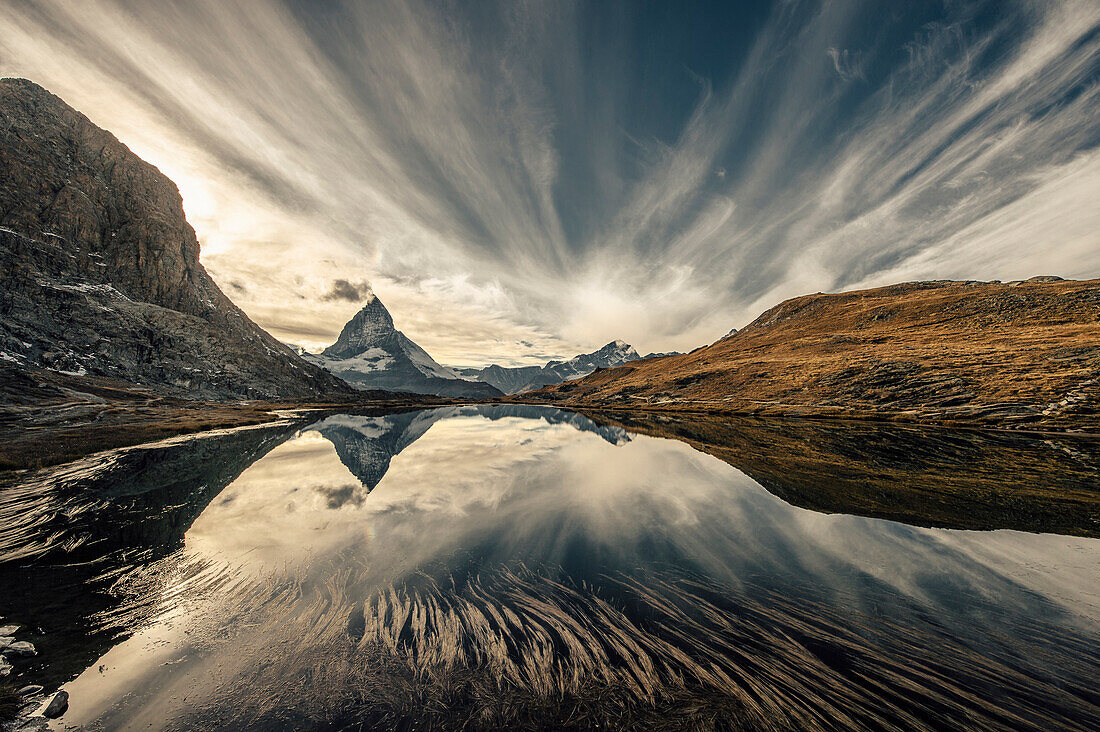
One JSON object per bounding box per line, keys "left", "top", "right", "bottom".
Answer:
{"left": 523, "top": 279, "right": 1100, "bottom": 431}
{"left": 457, "top": 340, "right": 641, "bottom": 395}
{"left": 0, "top": 78, "right": 351, "bottom": 400}
{"left": 303, "top": 292, "right": 502, "bottom": 399}
{"left": 41, "top": 690, "right": 69, "bottom": 718}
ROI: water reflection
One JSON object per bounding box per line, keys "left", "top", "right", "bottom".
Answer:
{"left": 0, "top": 406, "right": 1097, "bottom": 730}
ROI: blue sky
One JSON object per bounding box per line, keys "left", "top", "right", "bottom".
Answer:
{"left": 2, "top": 0, "right": 1097, "bottom": 365}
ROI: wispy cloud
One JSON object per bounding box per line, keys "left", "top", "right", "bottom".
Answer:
{"left": 0, "top": 0, "right": 1096, "bottom": 363}
{"left": 827, "top": 47, "right": 865, "bottom": 81}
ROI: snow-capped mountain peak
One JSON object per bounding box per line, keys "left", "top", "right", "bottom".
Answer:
{"left": 304, "top": 293, "right": 502, "bottom": 398}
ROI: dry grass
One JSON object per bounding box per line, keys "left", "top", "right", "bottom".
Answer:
{"left": 0, "top": 680, "right": 20, "bottom": 723}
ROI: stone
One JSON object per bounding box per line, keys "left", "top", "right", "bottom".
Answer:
{"left": 18, "top": 684, "right": 44, "bottom": 696}
{"left": 0, "top": 625, "right": 19, "bottom": 635}
{"left": 40, "top": 690, "right": 69, "bottom": 719}
{"left": 1, "top": 640, "right": 36, "bottom": 657}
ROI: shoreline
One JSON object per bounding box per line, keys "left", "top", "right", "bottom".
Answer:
{"left": 2, "top": 394, "right": 1097, "bottom": 479}
{"left": 0, "top": 398, "right": 464, "bottom": 474}
{"left": 501, "top": 398, "right": 1100, "bottom": 437}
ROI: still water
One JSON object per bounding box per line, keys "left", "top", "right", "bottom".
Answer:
{"left": 1, "top": 405, "right": 1098, "bottom": 730}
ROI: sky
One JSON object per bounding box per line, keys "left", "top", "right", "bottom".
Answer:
{"left": 1, "top": 0, "right": 1098, "bottom": 367}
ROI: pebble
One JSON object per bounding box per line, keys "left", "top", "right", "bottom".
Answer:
{"left": 0, "top": 625, "right": 19, "bottom": 635}
{"left": 18, "top": 685, "right": 44, "bottom": 697}
{"left": 0, "top": 658, "right": 12, "bottom": 676}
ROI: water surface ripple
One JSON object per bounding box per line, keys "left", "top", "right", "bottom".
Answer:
{"left": 0, "top": 405, "right": 1097, "bottom": 730}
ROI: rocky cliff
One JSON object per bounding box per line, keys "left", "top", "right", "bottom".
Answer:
{"left": 0, "top": 78, "right": 351, "bottom": 400}
{"left": 522, "top": 278, "right": 1100, "bottom": 431}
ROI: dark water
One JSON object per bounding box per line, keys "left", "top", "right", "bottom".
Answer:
{"left": 1, "top": 405, "right": 1098, "bottom": 730}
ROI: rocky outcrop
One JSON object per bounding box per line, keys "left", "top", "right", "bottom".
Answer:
{"left": 303, "top": 292, "right": 502, "bottom": 399}
{"left": 0, "top": 78, "right": 352, "bottom": 400}
{"left": 522, "top": 279, "right": 1100, "bottom": 431}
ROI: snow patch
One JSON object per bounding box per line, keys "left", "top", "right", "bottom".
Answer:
{"left": 308, "top": 347, "right": 396, "bottom": 374}
{"left": 43, "top": 280, "right": 129, "bottom": 300}
{"left": 398, "top": 334, "right": 459, "bottom": 379}
{"left": 308, "top": 414, "right": 389, "bottom": 438}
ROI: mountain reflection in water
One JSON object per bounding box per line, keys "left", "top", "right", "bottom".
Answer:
{"left": 0, "top": 405, "right": 1097, "bottom": 730}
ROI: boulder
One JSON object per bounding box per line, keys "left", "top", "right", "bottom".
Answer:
{"left": 40, "top": 690, "right": 69, "bottom": 719}
{"left": 1, "top": 640, "right": 36, "bottom": 657}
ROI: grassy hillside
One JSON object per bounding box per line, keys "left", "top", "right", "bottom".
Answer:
{"left": 521, "top": 278, "right": 1100, "bottom": 431}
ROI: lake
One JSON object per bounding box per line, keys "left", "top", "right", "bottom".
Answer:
{"left": 1, "top": 405, "right": 1098, "bottom": 730}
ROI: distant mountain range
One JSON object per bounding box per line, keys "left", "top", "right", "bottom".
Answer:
{"left": 0, "top": 79, "right": 687, "bottom": 404}
{"left": 455, "top": 341, "right": 680, "bottom": 395}
{"left": 302, "top": 294, "right": 503, "bottom": 399}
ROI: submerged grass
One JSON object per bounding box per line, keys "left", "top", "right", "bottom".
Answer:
{"left": 89, "top": 560, "right": 1097, "bottom": 732}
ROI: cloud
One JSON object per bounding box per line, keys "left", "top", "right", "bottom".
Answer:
{"left": 321, "top": 279, "right": 373, "bottom": 303}
{"left": 826, "top": 47, "right": 865, "bottom": 81}
{"left": 0, "top": 0, "right": 1096, "bottom": 363}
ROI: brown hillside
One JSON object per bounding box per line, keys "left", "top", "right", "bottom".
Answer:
{"left": 521, "top": 278, "right": 1100, "bottom": 431}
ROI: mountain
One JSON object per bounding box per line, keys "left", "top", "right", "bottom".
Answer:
{"left": 303, "top": 292, "right": 503, "bottom": 399}
{"left": 0, "top": 78, "right": 351, "bottom": 400}
{"left": 457, "top": 340, "right": 641, "bottom": 395}
{"left": 453, "top": 364, "right": 546, "bottom": 395}
{"left": 520, "top": 278, "right": 1100, "bottom": 431}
